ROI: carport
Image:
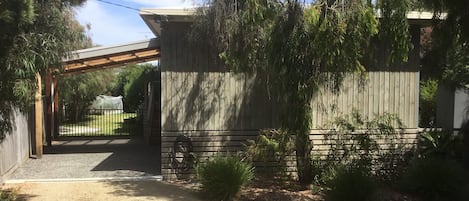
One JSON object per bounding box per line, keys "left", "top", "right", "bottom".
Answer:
{"left": 33, "top": 38, "right": 161, "bottom": 157}
{"left": 14, "top": 38, "right": 162, "bottom": 182}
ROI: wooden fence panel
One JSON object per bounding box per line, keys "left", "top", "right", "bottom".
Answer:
{"left": 0, "top": 107, "right": 31, "bottom": 183}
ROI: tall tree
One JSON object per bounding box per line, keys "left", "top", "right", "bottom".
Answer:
{"left": 420, "top": 0, "right": 469, "bottom": 87}
{"left": 192, "top": 0, "right": 411, "bottom": 185}
{"left": 60, "top": 70, "right": 115, "bottom": 122}
{"left": 112, "top": 64, "right": 157, "bottom": 113}
{"left": 417, "top": 0, "right": 469, "bottom": 169}
{"left": 0, "top": 0, "right": 87, "bottom": 140}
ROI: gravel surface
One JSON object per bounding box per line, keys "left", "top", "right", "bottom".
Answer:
{"left": 6, "top": 137, "right": 161, "bottom": 181}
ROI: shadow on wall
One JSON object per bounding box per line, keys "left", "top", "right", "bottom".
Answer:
{"left": 162, "top": 71, "right": 277, "bottom": 179}
{"left": 159, "top": 21, "right": 280, "bottom": 179}
{"left": 164, "top": 72, "right": 277, "bottom": 130}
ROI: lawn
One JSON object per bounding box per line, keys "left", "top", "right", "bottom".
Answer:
{"left": 60, "top": 112, "right": 137, "bottom": 136}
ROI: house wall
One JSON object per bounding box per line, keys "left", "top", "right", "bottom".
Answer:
{"left": 0, "top": 107, "right": 32, "bottom": 183}
{"left": 159, "top": 22, "right": 420, "bottom": 179}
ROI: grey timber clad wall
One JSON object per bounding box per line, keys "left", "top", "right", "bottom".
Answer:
{"left": 0, "top": 108, "right": 31, "bottom": 183}
{"left": 159, "top": 21, "right": 420, "bottom": 179}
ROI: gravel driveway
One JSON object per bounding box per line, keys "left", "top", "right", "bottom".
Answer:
{"left": 6, "top": 136, "right": 161, "bottom": 182}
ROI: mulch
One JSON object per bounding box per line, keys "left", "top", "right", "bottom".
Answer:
{"left": 170, "top": 178, "right": 421, "bottom": 201}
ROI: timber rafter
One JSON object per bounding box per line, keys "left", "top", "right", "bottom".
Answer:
{"left": 61, "top": 38, "right": 160, "bottom": 75}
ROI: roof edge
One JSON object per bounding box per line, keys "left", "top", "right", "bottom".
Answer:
{"left": 64, "top": 38, "right": 160, "bottom": 62}
{"left": 140, "top": 8, "right": 446, "bottom": 37}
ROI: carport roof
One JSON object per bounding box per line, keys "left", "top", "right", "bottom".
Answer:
{"left": 61, "top": 38, "right": 160, "bottom": 75}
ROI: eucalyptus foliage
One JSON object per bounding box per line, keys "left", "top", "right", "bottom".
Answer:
{"left": 0, "top": 0, "right": 87, "bottom": 140}
{"left": 192, "top": 0, "right": 411, "bottom": 184}
{"left": 419, "top": 0, "right": 469, "bottom": 88}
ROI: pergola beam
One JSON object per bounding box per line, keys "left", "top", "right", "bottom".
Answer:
{"left": 61, "top": 53, "right": 160, "bottom": 75}
{"left": 61, "top": 38, "right": 160, "bottom": 75}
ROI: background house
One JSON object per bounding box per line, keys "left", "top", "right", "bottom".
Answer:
{"left": 436, "top": 86, "right": 469, "bottom": 130}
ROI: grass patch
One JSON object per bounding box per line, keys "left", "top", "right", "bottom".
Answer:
{"left": 60, "top": 113, "right": 137, "bottom": 136}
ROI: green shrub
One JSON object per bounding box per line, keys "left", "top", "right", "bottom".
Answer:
{"left": 245, "top": 129, "right": 293, "bottom": 177}
{"left": 325, "top": 166, "right": 377, "bottom": 201}
{"left": 197, "top": 156, "right": 254, "bottom": 201}
{"left": 419, "top": 130, "right": 464, "bottom": 160}
{"left": 400, "top": 158, "right": 467, "bottom": 201}
{"left": 112, "top": 64, "right": 157, "bottom": 113}
{"left": 320, "top": 110, "right": 407, "bottom": 182}
{"left": 0, "top": 190, "right": 17, "bottom": 201}
{"left": 419, "top": 79, "right": 438, "bottom": 127}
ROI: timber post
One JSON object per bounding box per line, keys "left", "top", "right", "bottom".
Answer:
{"left": 34, "top": 73, "right": 43, "bottom": 158}
{"left": 45, "top": 71, "right": 52, "bottom": 146}
{"left": 53, "top": 77, "right": 59, "bottom": 139}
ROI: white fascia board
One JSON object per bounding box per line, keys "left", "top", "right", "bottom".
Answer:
{"left": 406, "top": 11, "right": 447, "bottom": 20}
{"left": 139, "top": 8, "right": 195, "bottom": 16}
{"left": 64, "top": 38, "right": 159, "bottom": 62}
{"left": 140, "top": 8, "right": 196, "bottom": 37}
{"left": 375, "top": 10, "right": 447, "bottom": 20}
{"left": 139, "top": 9, "right": 446, "bottom": 37}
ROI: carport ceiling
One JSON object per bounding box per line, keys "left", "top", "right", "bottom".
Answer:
{"left": 61, "top": 38, "right": 160, "bottom": 75}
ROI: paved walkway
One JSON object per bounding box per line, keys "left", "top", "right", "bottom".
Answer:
{"left": 5, "top": 136, "right": 161, "bottom": 182}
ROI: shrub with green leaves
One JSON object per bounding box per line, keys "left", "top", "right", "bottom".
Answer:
{"left": 197, "top": 156, "right": 254, "bottom": 201}
{"left": 419, "top": 130, "right": 464, "bottom": 160}
{"left": 419, "top": 79, "right": 438, "bottom": 127}
{"left": 320, "top": 110, "right": 406, "bottom": 178}
{"left": 245, "top": 129, "right": 293, "bottom": 177}
{"left": 400, "top": 158, "right": 467, "bottom": 201}
{"left": 0, "top": 190, "right": 17, "bottom": 201}
{"left": 111, "top": 64, "right": 157, "bottom": 113}
{"left": 325, "top": 166, "right": 377, "bottom": 201}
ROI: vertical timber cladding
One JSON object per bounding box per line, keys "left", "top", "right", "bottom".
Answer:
{"left": 160, "top": 21, "right": 421, "bottom": 179}
{"left": 160, "top": 22, "right": 276, "bottom": 179}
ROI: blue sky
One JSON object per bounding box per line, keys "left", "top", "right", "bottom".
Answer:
{"left": 75, "top": 0, "right": 196, "bottom": 46}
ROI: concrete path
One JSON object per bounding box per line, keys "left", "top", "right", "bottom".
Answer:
{"left": 5, "top": 136, "right": 161, "bottom": 182}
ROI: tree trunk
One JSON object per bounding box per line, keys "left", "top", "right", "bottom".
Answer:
{"left": 286, "top": 93, "right": 314, "bottom": 185}
{"left": 296, "top": 131, "right": 313, "bottom": 185}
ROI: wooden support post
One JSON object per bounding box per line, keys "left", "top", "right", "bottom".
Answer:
{"left": 53, "top": 77, "right": 59, "bottom": 139}
{"left": 35, "top": 73, "right": 43, "bottom": 158}
{"left": 45, "top": 72, "right": 52, "bottom": 146}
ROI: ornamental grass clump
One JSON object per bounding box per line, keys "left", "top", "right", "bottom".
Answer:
{"left": 197, "top": 156, "right": 254, "bottom": 201}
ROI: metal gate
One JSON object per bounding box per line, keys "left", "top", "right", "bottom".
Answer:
{"left": 59, "top": 108, "right": 139, "bottom": 137}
